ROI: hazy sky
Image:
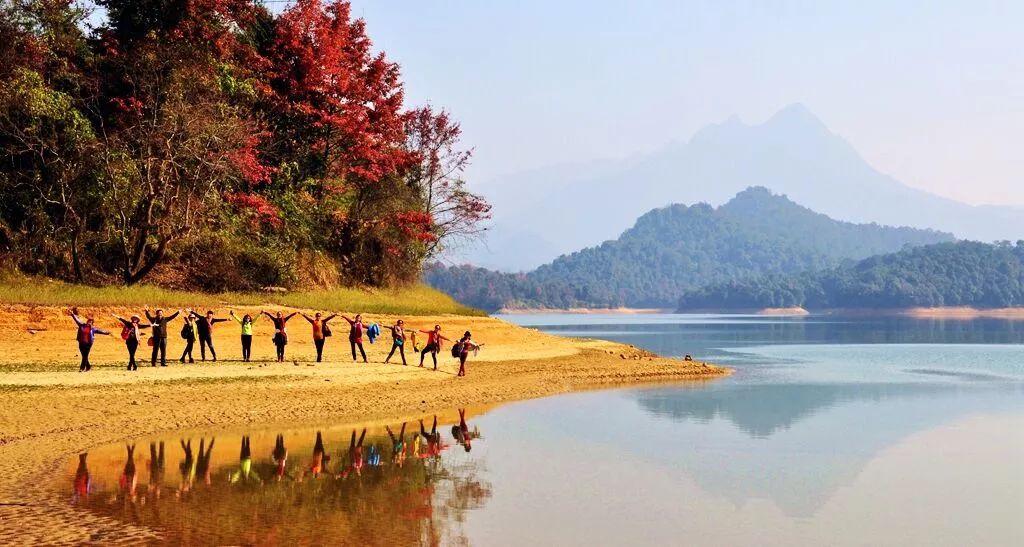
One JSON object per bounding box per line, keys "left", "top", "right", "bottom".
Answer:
{"left": 338, "top": 0, "right": 1024, "bottom": 206}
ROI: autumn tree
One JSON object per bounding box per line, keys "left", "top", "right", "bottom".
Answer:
{"left": 93, "top": 0, "right": 270, "bottom": 283}
{"left": 404, "top": 106, "right": 491, "bottom": 257}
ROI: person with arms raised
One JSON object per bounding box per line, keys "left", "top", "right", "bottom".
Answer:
{"left": 190, "top": 310, "right": 228, "bottom": 361}
{"left": 70, "top": 308, "right": 110, "bottom": 372}
{"left": 145, "top": 306, "right": 181, "bottom": 367}
{"left": 300, "top": 311, "right": 337, "bottom": 362}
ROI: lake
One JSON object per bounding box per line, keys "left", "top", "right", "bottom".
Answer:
{"left": 64, "top": 314, "right": 1024, "bottom": 545}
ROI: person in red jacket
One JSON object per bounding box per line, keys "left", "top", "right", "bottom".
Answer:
{"left": 70, "top": 308, "right": 110, "bottom": 372}
{"left": 417, "top": 324, "right": 450, "bottom": 370}
{"left": 113, "top": 314, "right": 150, "bottom": 371}
{"left": 341, "top": 314, "right": 368, "bottom": 363}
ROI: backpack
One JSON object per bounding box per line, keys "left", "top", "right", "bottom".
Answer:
{"left": 180, "top": 323, "right": 191, "bottom": 339}
{"left": 451, "top": 341, "right": 463, "bottom": 358}
{"left": 322, "top": 323, "right": 332, "bottom": 337}
{"left": 121, "top": 326, "right": 132, "bottom": 341}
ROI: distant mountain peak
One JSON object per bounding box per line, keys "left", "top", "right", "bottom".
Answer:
{"left": 763, "top": 102, "right": 830, "bottom": 133}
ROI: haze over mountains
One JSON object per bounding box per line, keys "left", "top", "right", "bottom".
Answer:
{"left": 427, "top": 188, "right": 952, "bottom": 311}
{"left": 467, "top": 104, "right": 1023, "bottom": 272}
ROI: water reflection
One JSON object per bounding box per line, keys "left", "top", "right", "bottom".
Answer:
{"left": 69, "top": 411, "right": 490, "bottom": 545}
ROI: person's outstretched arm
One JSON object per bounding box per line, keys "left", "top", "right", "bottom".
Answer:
{"left": 166, "top": 310, "right": 180, "bottom": 321}
{"left": 260, "top": 311, "right": 274, "bottom": 319}
{"left": 69, "top": 309, "right": 85, "bottom": 327}
{"left": 230, "top": 311, "right": 242, "bottom": 324}
{"left": 112, "top": 314, "right": 131, "bottom": 327}
{"left": 284, "top": 312, "right": 298, "bottom": 322}
{"left": 211, "top": 317, "right": 228, "bottom": 324}
{"left": 94, "top": 328, "right": 111, "bottom": 336}
{"left": 144, "top": 308, "right": 155, "bottom": 322}
{"left": 324, "top": 314, "right": 337, "bottom": 322}
{"left": 301, "top": 313, "right": 313, "bottom": 323}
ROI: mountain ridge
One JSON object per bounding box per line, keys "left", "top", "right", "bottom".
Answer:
{"left": 466, "top": 104, "right": 1023, "bottom": 272}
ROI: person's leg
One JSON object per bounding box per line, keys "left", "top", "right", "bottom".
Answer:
{"left": 419, "top": 345, "right": 429, "bottom": 366}
{"left": 199, "top": 336, "right": 207, "bottom": 361}
{"left": 208, "top": 337, "right": 217, "bottom": 361}
{"left": 357, "top": 342, "right": 367, "bottom": 363}
{"left": 350, "top": 340, "right": 357, "bottom": 362}
{"left": 151, "top": 338, "right": 159, "bottom": 366}
{"left": 315, "top": 339, "right": 325, "bottom": 362}
{"left": 159, "top": 337, "right": 167, "bottom": 366}
{"left": 127, "top": 339, "right": 138, "bottom": 370}
{"left": 180, "top": 339, "right": 188, "bottom": 362}
{"left": 78, "top": 342, "right": 88, "bottom": 371}
{"left": 399, "top": 344, "right": 407, "bottom": 365}
{"left": 431, "top": 348, "right": 438, "bottom": 370}
{"left": 385, "top": 343, "right": 396, "bottom": 363}
{"left": 459, "top": 353, "right": 467, "bottom": 377}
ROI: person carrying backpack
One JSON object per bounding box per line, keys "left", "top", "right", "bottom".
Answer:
{"left": 113, "top": 313, "right": 151, "bottom": 371}
{"left": 70, "top": 308, "right": 110, "bottom": 372}
{"left": 179, "top": 313, "right": 198, "bottom": 363}
{"left": 453, "top": 331, "right": 483, "bottom": 378}
{"left": 301, "top": 311, "right": 337, "bottom": 363}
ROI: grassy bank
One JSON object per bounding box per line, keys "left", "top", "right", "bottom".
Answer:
{"left": 0, "top": 273, "right": 484, "bottom": 316}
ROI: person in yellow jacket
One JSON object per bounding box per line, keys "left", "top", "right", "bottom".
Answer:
{"left": 229, "top": 311, "right": 259, "bottom": 362}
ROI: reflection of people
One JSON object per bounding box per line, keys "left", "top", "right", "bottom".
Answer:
{"left": 119, "top": 444, "right": 138, "bottom": 501}
{"left": 73, "top": 453, "right": 90, "bottom": 502}
{"left": 419, "top": 416, "right": 446, "bottom": 457}
{"left": 230, "top": 436, "right": 259, "bottom": 484}
{"left": 306, "top": 431, "right": 329, "bottom": 478}
{"left": 178, "top": 439, "right": 196, "bottom": 494}
{"left": 339, "top": 428, "right": 367, "bottom": 478}
{"left": 451, "top": 409, "right": 480, "bottom": 452}
{"left": 272, "top": 434, "right": 289, "bottom": 481}
{"left": 386, "top": 423, "right": 408, "bottom": 466}
{"left": 148, "top": 441, "right": 165, "bottom": 496}
{"left": 196, "top": 438, "right": 215, "bottom": 486}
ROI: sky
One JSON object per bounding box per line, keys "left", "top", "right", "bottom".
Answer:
{"left": 330, "top": 0, "right": 1024, "bottom": 206}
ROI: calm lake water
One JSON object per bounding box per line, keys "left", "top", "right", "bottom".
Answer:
{"left": 65, "top": 314, "right": 1024, "bottom": 545}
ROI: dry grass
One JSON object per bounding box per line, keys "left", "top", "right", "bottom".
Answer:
{"left": 0, "top": 271, "right": 484, "bottom": 316}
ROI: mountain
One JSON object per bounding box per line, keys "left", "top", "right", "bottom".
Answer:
{"left": 468, "top": 104, "right": 1024, "bottom": 272}
{"left": 677, "top": 240, "right": 1024, "bottom": 311}
{"left": 425, "top": 188, "right": 953, "bottom": 311}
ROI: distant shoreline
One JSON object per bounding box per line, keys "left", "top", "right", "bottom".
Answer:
{"left": 498, "top": 307, "right": 674, "bottom": 315}
{"left": 502, "top": 305, "right": 1024, "bottom": 319}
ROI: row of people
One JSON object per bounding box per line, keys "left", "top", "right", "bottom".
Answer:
{"left": 69, "top": 308, "right": 482, "bottom": 375}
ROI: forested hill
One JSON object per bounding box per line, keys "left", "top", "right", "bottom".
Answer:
{"left": 677, "top": 241, "right": 1024, "bottom": 311}
{"left": 425, "top": 187, "right": 953, "bottom": 311}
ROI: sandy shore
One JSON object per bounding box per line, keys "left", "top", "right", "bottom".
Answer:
{"left": 0, "top": 304, "right": 726, "bottom": 544}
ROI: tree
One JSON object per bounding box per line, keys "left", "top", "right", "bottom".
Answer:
{"left": 404, "top": 106, "right": 491, "bottom": 257}
{"left": 94, "top": 0, "right": 269, "bottom": 284}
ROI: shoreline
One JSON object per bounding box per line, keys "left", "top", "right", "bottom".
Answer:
{"left": 0, "top": 304, "right": 727, "bottom": 544}
{"left": 497, "top": 307, "right": 673, "bottom": 315}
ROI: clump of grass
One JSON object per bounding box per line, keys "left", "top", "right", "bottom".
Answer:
{"left": 0, "top": 271, "right": 485, "bottom": 316}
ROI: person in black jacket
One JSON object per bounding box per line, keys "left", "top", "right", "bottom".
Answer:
{"left": 179, "top": 313, "right": 197, "bottom": 364}
{"left": 113, "top": 313, "right": 151, "bottom": 371}
{"left": 145, "top": 306, "right": 181, "bottom": 367}
{"left": 190, "top": 310, "right": 228, "bottom": 361}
